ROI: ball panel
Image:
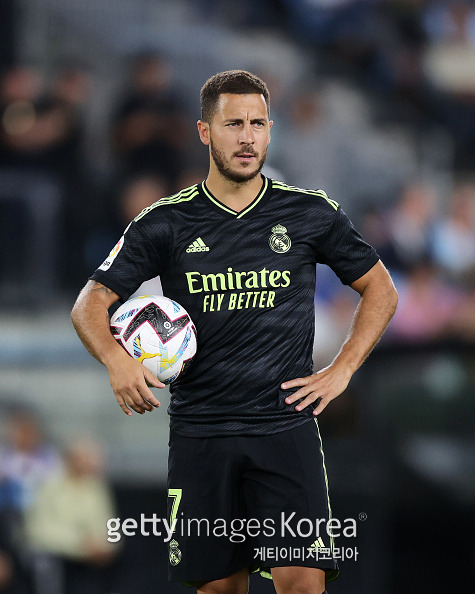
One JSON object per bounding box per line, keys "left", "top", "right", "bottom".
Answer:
{"left": 110, "top": 295, "right": 197, "bottom": 384}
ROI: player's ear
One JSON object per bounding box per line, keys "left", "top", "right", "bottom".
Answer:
{"left": 197, "top": 120, "right": 210, "bottom": 146}
{"left": 268, "top": 120, "right": 273, "bottom": 144}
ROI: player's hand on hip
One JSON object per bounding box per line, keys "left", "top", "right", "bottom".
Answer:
{"left": 106, "top": 351, "right": 164, "bottom": 416}
{"left": 281, "top": 363, "right": 352, "bottom": 416}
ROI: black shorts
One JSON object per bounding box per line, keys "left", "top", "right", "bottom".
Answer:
{"left": 167, "top": 419, "right": 339, "bottom": 587}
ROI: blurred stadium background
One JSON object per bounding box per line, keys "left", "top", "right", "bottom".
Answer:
{"left": 0, "top": 0, "right": 474, "bottom": 592}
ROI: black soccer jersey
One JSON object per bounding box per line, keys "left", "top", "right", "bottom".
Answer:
{"left": 91, "top": 176, "right": 379, "bottom": 436}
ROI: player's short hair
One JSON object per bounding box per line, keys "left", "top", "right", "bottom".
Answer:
{"left": 200, "top": 70, "right": 270, "bottom": 123}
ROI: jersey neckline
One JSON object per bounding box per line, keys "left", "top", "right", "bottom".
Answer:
{"left": 200, "top": 175, "right": 271, "bottom": 219}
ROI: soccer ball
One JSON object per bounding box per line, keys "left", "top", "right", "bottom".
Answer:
{"left": 110, "top": 295, "right": 197, "bottom": 384}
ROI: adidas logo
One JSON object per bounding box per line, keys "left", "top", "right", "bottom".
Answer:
{"left": 186, "top": 237, "right": 210, "bottom": 253}
{"left": 309, "top": 537, "right": 325, "bottom": 551}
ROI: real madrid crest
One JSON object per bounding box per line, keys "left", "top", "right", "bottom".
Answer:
{"left": 269, "top": 224, "right": 291, "bottom": 253}
{"left": 169, "top": 538, "right": 182, "bottom": 566}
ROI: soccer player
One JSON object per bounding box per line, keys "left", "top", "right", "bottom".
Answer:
{"left": 71, "top": 70, "right": 398, "bottom": 594}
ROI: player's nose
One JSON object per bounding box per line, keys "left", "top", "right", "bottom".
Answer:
{"left": 239, "top": 122, "right": 254, "bottom": 144}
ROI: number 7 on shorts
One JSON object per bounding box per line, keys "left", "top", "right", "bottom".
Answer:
{"left": 168, "top": 488, "right": 182, "bottom": 530}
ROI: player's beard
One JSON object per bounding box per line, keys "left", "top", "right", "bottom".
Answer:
{"left": 210, "top": 138, "right": 267, "bottom": 184}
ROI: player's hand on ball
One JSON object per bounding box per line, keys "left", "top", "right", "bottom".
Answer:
{"left": 281, "top": 362, "right": 353, "bottom": 416}
{"left": 107, "top": 351, "right": 164, "bottom": 416}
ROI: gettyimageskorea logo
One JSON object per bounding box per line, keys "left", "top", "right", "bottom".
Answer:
{"left": 106, "top": 512, "right": 365, "bottom": 544}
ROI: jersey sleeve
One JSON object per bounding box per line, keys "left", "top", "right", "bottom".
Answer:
{"left": 90, "top": 219, "right": 167, "bottom": 301}
{"left": 316, "top": 206, "right": 380, "bottom": 285}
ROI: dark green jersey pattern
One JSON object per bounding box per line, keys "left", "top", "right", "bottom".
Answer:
{"left": 91, "top": 176, "right": 379, "bottom": 436}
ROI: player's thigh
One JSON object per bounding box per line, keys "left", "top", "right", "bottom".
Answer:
{"left": 167, "top": 431, "right": 249, "bottom": 584}
{"left": 241, "top": 421, "right": 339, "bottom": 582}
{"left": 197, "top": 568, "right": 249, "bottom": 594}
{"left": 167, "top": 431, "right": 242, "bottom": 524}
{"left": 271, "top": 566, "right": 326, "bottom": 594}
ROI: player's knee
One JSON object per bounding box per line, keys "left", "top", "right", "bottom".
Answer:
{"left": 275, "top": 585, "right": 320, "bottom": 594}
{"left": 197, "top": 569, "right": 249, "bottom": 594}
{"left": 275, "top": 585, "right": 326, "bottom": 594}
{"left": 271, "top": 566, "right": 326, "bottom": 593}
{"left": 197, "top": 582, "right": 248, "bottom": 594}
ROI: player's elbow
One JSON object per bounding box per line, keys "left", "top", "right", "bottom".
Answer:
{"left": 375, "top": 263, "right": 398, "bottom": 316}
{"left": 70, "top": 296, "right": 84, "bottom": 331}
{"left": 385, "top": 279, "right": 398, "bottom": 317}
{"left": 365, "top": 270, "right": 398, "bottom": 318}
{"left": 71, "top": 283, "right": 94, "bottom": 330}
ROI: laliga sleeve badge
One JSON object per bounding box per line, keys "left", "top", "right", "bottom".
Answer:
{"left": 98, "top": 236, "right": 124, "bottom": 270}
{"left": 169, "top": 539, "right": 182, "bottom": 565}
{"left": 269, "top": 224, "right": 291, "bottom": 253}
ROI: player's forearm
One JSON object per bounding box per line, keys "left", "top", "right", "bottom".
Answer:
{"left": 333, "top": 274, "right": 398, "bottom": 374}
{"left": 71, "top": 281, "right": 123, "bottom": 367}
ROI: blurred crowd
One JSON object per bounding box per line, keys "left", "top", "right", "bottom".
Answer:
{"left": 273, "top": 0, "right": 475, "bottom": 165}
{"left": 0, "top": 0, "right": 473, "bottom": 352}
{"left": 0, "top": 409, "right": 116, "bottom": 594}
